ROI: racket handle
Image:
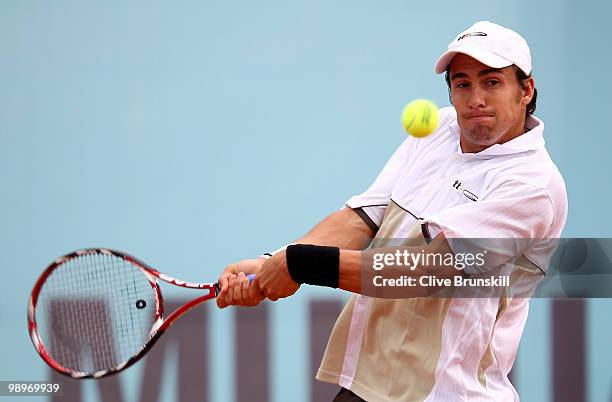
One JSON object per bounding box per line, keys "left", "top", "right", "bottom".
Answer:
{"left": 215, "top": 273, "right": 256, "bottom": 296}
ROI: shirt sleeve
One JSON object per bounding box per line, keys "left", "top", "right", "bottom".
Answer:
{"left": 426, "top": 180, "right": 555, "bottom": 274}
{"left": 346, "top": 138, "right": 414, "bottom": 228}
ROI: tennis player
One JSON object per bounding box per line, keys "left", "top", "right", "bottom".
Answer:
{"left": 218, "top": 21, "right": 567, "bottom": 401}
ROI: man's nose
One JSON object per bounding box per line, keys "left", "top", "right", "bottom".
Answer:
{"left": 467, "top": 86, "right": 486, "bottom": 109}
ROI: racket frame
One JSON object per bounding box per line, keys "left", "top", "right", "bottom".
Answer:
{"left": 28, "top": 248, "right": 219, "bottom": 379}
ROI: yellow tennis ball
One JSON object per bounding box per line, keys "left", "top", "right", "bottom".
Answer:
{"left": 401, "top": 99, "right": 440, "bottom": 138}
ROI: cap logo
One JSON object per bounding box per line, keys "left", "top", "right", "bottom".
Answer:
{"left": 457, "top": 31, "right": 487, "bottom": 41}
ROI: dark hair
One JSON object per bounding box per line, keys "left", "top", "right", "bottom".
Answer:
{"left": 444, "top": 65, "right": 537, "bottom": 118}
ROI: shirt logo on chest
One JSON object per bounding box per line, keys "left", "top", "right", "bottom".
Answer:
{"left": 452, "top": 180, "right": 479, "bottom": 202}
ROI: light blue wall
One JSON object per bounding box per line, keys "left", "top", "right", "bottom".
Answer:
{"left": 1, "top": 1, "right": 610, "bottom": 401}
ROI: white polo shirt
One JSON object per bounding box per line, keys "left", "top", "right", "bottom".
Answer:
{"left": 316, "top": 107, "right": 568, "bottom": 401}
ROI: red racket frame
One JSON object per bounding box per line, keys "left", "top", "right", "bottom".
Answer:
{"left": 28, "top": 248, "right": 219, "bottom": 379}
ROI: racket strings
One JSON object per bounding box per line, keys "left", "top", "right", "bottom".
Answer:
{"left": 35, "top": 252, "right": 156, "bottom": 374}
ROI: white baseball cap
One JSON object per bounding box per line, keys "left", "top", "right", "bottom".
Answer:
{"left": 434, "top": 21, "right": 532, "bottom": 75}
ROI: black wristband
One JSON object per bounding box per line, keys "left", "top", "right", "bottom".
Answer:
{"left": 286, "top": 244, "right": 340, "bottom": 288}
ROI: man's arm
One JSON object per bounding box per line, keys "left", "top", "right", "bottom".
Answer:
{"left": 216, "top": 207, "right": 375, "bottom": 307}
{"left": 337, "top": 233, "right": 458, "bottom": 295}
{"left": 253, "top": 232, "right": 461, "bottom": 301}
{"left": 291, "top": 207, "right": 375, "bottom": 249}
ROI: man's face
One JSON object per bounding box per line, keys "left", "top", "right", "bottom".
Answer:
{"left": 448, "top": 54, "right": 534, "bottom": 153}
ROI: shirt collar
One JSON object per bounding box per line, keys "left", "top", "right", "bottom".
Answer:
{"left": 451, "top": 114, "right": 545, "bottom": 157}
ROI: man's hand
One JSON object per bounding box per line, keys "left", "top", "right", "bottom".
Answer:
{"left": 249, "top": 251, "right": 300, "bottom": 301}
{"left": 217, "top": 258, "right": 266, "bottom": 308}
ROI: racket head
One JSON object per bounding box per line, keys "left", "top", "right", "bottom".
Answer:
{"left": 28, "top": 248, "right": 164, "bottom": 379}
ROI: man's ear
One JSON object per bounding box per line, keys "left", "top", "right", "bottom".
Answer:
{"left": 522, "top": 77, "right": 535, "bottom": 106}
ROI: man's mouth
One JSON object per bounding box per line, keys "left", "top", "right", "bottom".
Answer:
{"left": 465, "top": 113, "right": 495, "bottom": 124}
{"left": 466, "top": 112, "right": 495, "bottom": 119}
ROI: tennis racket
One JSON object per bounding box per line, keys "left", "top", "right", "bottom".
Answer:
{"left": 27, "top": 248, "right": 253, "bottom": 379}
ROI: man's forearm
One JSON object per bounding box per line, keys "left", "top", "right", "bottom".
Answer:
{"left": 293, "top": 207, "right": 374, "bottom": 250}
{"left": 338, "top": 234, "right": 462, "bottom": 296}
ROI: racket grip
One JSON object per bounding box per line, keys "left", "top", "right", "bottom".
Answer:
{"left": 215, "top": 273, "right": 256, "bottom": 296}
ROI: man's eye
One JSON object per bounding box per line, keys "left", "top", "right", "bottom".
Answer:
{"left": 455, "top": 82, "right": 469, "bottom": 88}
{"left": 486, "top": 79, "right": 500, "bottom": 86}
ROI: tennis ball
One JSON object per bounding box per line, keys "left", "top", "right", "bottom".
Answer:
{"left": 401, "top": 99, "right": 440, "bottom": 138}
